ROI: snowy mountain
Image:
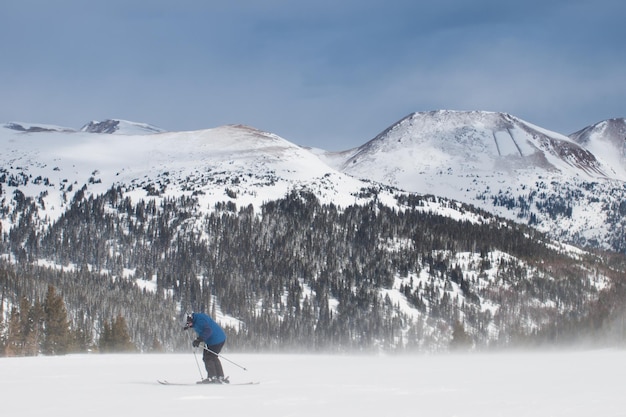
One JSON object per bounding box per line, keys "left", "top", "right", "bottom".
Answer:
{"left": 2, "top": 113, "right": 626, "bottom": 354}
{"left": 5, "top": 121, "right": 75, "bottom": 133}
{"left": 328, "top": 110, "right": 620, "bottom": 180}
{"left": 4, "top": 113, "right": 624, "bottom": 252}
{"left": 0, "top": 122, "right": 410, "bottom": 233}
{"left": 569, "top": 117, "right": 626, "bottom": 175}
{"left": 321, "top": 111, "right": 626, "bottom": 252}
{"left": 5, "top": 119, "right": 165, "bottom": 135}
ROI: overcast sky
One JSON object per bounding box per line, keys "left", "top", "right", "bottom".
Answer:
{"left": 1, "top": 0, "right": 625, "bottom": 150}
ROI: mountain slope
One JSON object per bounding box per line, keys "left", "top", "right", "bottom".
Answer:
{"left": 0, "top": 122, "right": 421, "bottom": 233}
{"left": 80, "top": 119, "right": 165, "bottom": 135}
{"left": 322, "top": 111, "right": 626, "bottom": 252}
{"left": 2, "top": 114, "right": 626, "bottom": 353}
{"left": 325, "top": 110, "right": 620, "bottom": 192}
{"left": 569, "top": 118, "right": 626, "bottom": 178}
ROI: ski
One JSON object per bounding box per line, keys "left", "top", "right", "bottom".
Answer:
{"left": 158, "top": 380, "right": 259, "bottom": 386}
{"left": 158, "top": 380, "right": 189, "bottom": 386}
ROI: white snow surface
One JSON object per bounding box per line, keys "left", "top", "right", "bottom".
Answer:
{"left": 0, "top": 123, "right": 340, "bottom": 228}
{"left": 2, "top": 351, "right": 626, "bottom": 417}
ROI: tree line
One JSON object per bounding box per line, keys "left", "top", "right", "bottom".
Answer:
{"left": 0, "top": 282, "right": 135, "bottom": 356}
{"left": 2, "top": 185, "right": 626, "bottom": 355}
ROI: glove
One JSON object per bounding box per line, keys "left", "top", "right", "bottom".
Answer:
{"left": 192, "top": 338, "right": 202, "bottom": 348}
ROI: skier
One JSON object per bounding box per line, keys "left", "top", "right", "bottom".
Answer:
{"left": 184, "top": 312, "right": 229, "bottom": 384}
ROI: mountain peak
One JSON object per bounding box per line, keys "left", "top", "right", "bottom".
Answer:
{"left": 4, "top": 122, "right": 75, "bottom": 133}
{"left": 2, "top": 111, "right": 626, "bottom": 254}
{"left": 80, "top": 119, "right": 165, "bottom": 135}
{"left": 569, "top": 118, "right": 626, "bottom": 145}
{"left": 568, "top": 118, "right": 626, "bottom": 177}
{"left": 338, "top": 110, "right": 607, "bottom": 181}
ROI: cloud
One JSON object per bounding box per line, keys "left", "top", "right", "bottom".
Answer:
{"left": 1, "top": 0, "right": 625, "bottom": 150}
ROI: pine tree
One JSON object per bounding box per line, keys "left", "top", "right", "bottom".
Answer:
{"left": 99, "top": 314, "right": 135, "bottom": 352}
{"left": 5, "top": 307, "right": 22, "bottom": 356}
{"left": 17, "top": 297, "right": 31, "bottom": 355}
{"left": 111, "top": 314, "right": 135, "bottom": 352}
{"left": 43, "top": 285, "right": 71, "bottom": 355}
{"left": 450, "top": 320, "right": 472, "bottom": 351}
{"left": 99, "top": 320, "right": 113, "bottom": 352}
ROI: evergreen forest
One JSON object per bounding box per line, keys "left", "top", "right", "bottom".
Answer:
{"left": 2, "top": 186, "right": 626, "bottom": 356}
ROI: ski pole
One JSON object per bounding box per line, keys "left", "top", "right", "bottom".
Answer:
{"left": 203, "top": 345, "right": 248, "bottom": 371}
{"left": 187, "top": 332, "right": 204, "bottom": 379}
{"left": 192, "top": 347, "right": 204, "bottom": 379}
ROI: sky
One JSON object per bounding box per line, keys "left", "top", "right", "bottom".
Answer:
{"left": 1, "top": 0, "right": 625, "bottom": 150}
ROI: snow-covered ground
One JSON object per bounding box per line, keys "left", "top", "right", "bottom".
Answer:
{"left": 2, "top": 350, "right": 625, "bottom": 416}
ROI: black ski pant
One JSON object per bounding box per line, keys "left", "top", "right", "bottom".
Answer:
{"left": 202, "top": 341, "right": 225, "bottom": 378}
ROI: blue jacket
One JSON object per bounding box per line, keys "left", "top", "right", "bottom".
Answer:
{"left": 191, "top": 312, "right": 226, "bottom": 346}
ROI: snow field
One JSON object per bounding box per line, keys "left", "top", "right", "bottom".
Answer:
{"left": 2, "top": 350, "right": 626, "bottom": 417}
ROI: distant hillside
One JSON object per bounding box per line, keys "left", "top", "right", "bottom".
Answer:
{"left": 1, "top": 113, "right": 626, "bottom": 355}
{"left": 322, "top": 111, "right": 626, "bottom": 253}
